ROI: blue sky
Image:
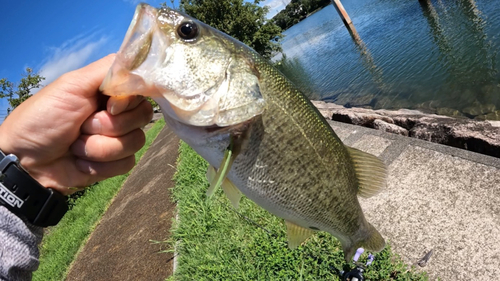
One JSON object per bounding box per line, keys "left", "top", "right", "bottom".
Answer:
{"left": 0, "top": 0, "right": 289, "bottom": 121}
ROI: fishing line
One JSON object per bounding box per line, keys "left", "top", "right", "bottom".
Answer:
{"left": 215, "top": 196, "right": 278, "bottom": 238}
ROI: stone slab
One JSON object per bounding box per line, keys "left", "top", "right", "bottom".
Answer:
{"left": 351, "top": 135, "right": 392, "bottom": 157}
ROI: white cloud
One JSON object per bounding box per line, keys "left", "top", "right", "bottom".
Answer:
{"left": 37, "top": 34, "right": 109, "bottom": 89}
{"left": 122, "top": 0, "right": 142, "bottom": 5}
{"left": 261, "top": 0, "right": 291, "bottom": 18}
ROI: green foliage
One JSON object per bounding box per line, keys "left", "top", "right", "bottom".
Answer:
{"left": 169, "top": 142, "right": 428, "bottom": 280}
{"left": 163, "top": 0, "right": 283, "bottom": 59}
{"left": 272, "top": 0, "right": 332, "bottom": 31}
{"left": 34, "top": 119, "right": 166, "bottom": 281}
{"left": 146, "top": 97, "right": 159, "bottom": 110}
{"left": 0, "top": 68, "right": 45, "bottom": 114}
{"left": 67, "top": 183, "right": 99, "bottom": 211}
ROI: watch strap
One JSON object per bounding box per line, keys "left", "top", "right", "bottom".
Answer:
{"left": 0, "top": 151, "right": 68, "bottom": 227}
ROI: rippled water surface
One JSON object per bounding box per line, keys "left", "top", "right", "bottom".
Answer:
{"left": 277, "top": 0, "right": 500, "bottom": 120}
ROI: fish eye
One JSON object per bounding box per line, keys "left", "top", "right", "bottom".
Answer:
{"left": 177, "top": 21, "right": 199, "bottom": 41}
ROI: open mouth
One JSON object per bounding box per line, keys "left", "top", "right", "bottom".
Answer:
{"left": 99, "top": 4, "right": 162, "bottom": 97}
{"left": 119, "top": 4, "right": 158, "bottom": 71}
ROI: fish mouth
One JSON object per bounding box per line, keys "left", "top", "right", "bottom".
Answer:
{"left": 100, "top": 4, "right": 266, "bottom": 128}
{"left": 100, "top": 3, "right": 165, "bottom": 97}
{"left": 119, "top": 3, "right": 157, "bottom": 71}
{"left": 99, "top": 4, "right": 220, "bottom": 123}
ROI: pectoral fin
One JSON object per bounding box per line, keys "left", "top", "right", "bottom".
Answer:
{"left": 206, "top": 144, "right": 235, "bottom": 197}
{"left": 285, "top": 221, "right": 315, "bottom": 249}
{"left": 221, "top": 178, "right": 243, "bottom": 209}
{"left": 346, "top": 147, "right": 387, "bottom": 198}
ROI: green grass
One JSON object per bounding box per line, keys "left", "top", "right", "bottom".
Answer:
{"left": 169, "top": 142, "right": 428, "bottom": 280}
{"left": 33, "top": 118, "right": 166, "bottom": 281}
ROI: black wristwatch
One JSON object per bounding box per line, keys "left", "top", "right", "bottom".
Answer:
{"left": 0, "top": 150, "right": 68, "bottom": 227}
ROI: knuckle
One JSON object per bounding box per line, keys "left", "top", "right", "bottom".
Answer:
{"left": 134, "top": 129, "right": 146, "bottom": 149}
{"left": 140, "top": 100, "right": 154, "bottom": 124}
{"left": 123, "top": 156, "right": 136, "bottom": 172}
{"left": 59, "top": 71, "right": 75, "bottom": 82}
{"left": 106, "top": 113, "right": 128, "bottom": 136}
{"left": 123, "top": 129, "right": 145, "bottom": 155}
{"left": 59, "top": 71, "right": 85, "bottom": 91}
{"left": 114, "top": 118, "right": 127, "bottom": 136}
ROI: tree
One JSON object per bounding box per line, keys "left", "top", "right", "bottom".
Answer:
{"left": 272, "top": 0, "right": 331, "bottom": 31}
{"left": 163, "top": 0, "right": 283, "bottom": 59}
{"left": 0, "top": 68, "right": 45, "bottom": 114}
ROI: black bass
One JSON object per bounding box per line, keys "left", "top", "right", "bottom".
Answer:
{"left": 100, "top": 3, "right": 387, "bottom": 260}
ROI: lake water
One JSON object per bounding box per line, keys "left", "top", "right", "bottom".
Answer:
{"left": 276, "top": 0, "right": 500, "bottom": 120}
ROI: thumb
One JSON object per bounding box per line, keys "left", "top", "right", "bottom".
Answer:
{"left": 64, "top": 54, "right": 116, "bottom": 98}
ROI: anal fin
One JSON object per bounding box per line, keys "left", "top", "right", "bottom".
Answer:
{"left": 346, "top": 146, "right": 387, "bottom": 198}
{"left": 285, "top": 221, "right": 315, "bottom": 249}
{"left": 342, "top": 222, "right": 386, "bottom": 261}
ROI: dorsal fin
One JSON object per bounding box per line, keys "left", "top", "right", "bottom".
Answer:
{"left": 285, "top": 221, "right": 316, "bottom": 249}
{"left": 346, "top": 147, "right": 387, "bottom": 198}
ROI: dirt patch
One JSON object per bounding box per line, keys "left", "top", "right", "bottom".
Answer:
{"left": 65, "top": 126, "right": 179, "bottom": 281}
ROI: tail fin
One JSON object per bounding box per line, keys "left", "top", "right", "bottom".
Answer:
{"left": 342, "top": 223, "right": 385, "bottom": 261}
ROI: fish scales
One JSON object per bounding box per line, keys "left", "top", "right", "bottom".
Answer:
{"left": 100, "top": 4, "right": 387, "bottom": 260}
{"left": 230, "top": 54, "right": 365, "bottom": 237}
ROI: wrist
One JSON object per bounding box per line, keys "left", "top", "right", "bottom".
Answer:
{"left": 0, "top": 122, "right": 48, "bottom": 185}
{"left": 0, "top": 149, "right": 68, "bottom": 227}
{"left": 0, "top": 119, "right": 27, "bottom": 166}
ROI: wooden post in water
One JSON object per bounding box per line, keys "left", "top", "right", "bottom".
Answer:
{"left": 331, "top": 0, "right": 354, "bottom": 27}
{"left": 331, "top": 0, "right": 360, "bottom": 44}
{"left": 331, "top": 0, "right": 360, "bottom": 40}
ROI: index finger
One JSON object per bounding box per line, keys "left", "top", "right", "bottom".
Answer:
{"left": 107, "top": 95, "right": 145, "bottom": 115}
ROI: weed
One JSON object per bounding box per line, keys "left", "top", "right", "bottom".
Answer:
{"left": 169, "top": 142, "right": 428, "bottom": 280}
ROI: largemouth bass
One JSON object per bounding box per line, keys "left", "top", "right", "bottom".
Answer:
{"left": 100, "top": 3, "right": 387, "bottom": 260}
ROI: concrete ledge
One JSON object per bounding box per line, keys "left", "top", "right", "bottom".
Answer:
{"left": 328, "top": 120, "right": 500, "bottom": 280}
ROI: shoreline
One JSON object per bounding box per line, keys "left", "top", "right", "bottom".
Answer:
{"left": 311, "top": 100, "right": 500, "bottom": 158}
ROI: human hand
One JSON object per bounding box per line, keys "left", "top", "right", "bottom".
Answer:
{"left": 0, "top": 54, "right": 153, "bottom": 195}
